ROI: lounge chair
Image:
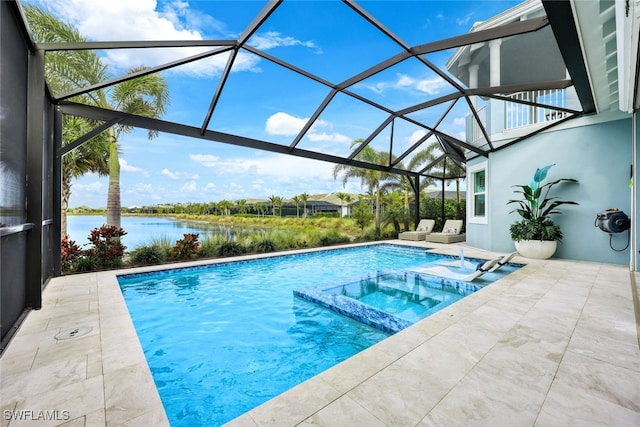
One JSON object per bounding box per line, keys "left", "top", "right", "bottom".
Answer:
{"left": 398, "top": 219, "right": 435, "bottom": 241}
{"left": 424, "top": 220, "right": 465, "bottom": 243}
{"left": 488, "top": 252, "right": 517, "bottom": 272}
{"left": 412, "top": 257, "right": 501, "bottom": 282}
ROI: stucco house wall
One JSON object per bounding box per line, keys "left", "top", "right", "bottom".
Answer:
{"left": 467, "top": 116, "right": 632, "bottom": 265}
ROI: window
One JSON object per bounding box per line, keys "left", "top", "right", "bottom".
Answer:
{"left": 468, "top": 162, "right": 488, "bottom": 224}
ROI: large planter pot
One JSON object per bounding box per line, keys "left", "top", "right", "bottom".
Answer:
{"left": 514, "top": 240, "right": 557, "bottom": 259}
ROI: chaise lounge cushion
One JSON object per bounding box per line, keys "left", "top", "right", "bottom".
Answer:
{"left": 424, "top": 220, "right": 466, "bottom": 243}
{"left": 398, "top": 219, "right": 436, "bottom": 241}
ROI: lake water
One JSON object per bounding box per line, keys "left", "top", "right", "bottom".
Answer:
{"left": 67, "top": 215, "right": 243, "bottom": 250}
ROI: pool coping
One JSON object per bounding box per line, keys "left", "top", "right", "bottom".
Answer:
{"left": 1, "top": 240, "right": 638, "bottom": 426}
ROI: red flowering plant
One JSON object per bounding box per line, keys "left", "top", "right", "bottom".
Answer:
{"left": 86, "top": 225, "right": 127, "bottom": 269}
{"left": 60, "top": 236, "right": 83, "bottom": 273}
{"left": 171, "top": 233, "right": 200, "bottom": 260}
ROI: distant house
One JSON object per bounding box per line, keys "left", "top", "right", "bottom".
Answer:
{"left": 270, "top": 193, "right": 360, "bottom": 217}
{"left": 424, "top": 190, "right": 466, "bottom": 201}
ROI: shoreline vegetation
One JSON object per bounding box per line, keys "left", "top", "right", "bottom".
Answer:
{"left": 64, "top": 194, "right": 465, "bottom": 274}
{"left": 62, "top": 212, "right": 395, "bottom": 274}
{"left": 68, "top": 211, "right": 375, "bottom": 240}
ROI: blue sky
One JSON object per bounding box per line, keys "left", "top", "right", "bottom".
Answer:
{"left": 30, "top": 0, "right": 520, "bottom": 208}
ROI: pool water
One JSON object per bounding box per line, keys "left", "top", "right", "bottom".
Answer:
{"left": 298, "top": 272, "right": 483, "bottom": 333}
{"left": 333, "top": 272, "right": 480, "bottom": 321}
{"left": 117, "top": 244, "right": 516, "bottom": 426}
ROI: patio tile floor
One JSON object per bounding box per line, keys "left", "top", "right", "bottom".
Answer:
{"left": 1, "top": 241, "right": 639, "bottom": 426}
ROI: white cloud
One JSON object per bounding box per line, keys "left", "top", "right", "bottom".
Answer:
{"left": 120, "top": 159, "right": 149, "bottom": 176}
{"left": 456, "top": 13, "right": 474, "bottom": 27}
{"left": 189, "top": 154, "right": 219, "bottom": 166}
{"left": 396, "top": 75, "right": 414, "bottom": 87}
{"left": 306, "top": 132, "right": 351, "bottom": 144}
{"left": 407, "top": 130, "right": 427, "bottom": 144}
{"left": 264, "top": 112, "right": 350, "bottom": 143}
{"left": 161, "top": 168, "right": 199, "bottom": 180}
{"left": 249, "top": 32, "right": 322, "bottom": 54}
{"left": 265, "top": 112, "right": 307, "bottom": 136}
{"left": 358, "top": 73, "right": 449, "bottom": 97}
{"left": 180, "top": 181, "right": 197, "bottom": 192}
{"left": 453, "top": 117, "right": 466, "bottom": 126}
{"left": 134, "top": 183, "right": 154, "bottom": 192}
{"left": 73, "top": 181, "right": 104, "bottom": 192}
{"left": 190, "top": 152, "right": 333, "bottom": 180}
{"left": 361, "top": 82, "right": 387, "bottom": 95}
{"left": 189, "top": 154, "right": 258, "bottom": 175}
{"left": 414, "top": 77, "right": 449, "bottom": 95}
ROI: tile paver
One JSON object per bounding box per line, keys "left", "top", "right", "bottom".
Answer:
{"left": 0, "top": 241, "right": 638, "bottom": 426}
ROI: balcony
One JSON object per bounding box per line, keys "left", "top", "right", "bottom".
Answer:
{"left": 469, "top": 88, "right": 576, "bottom": 148}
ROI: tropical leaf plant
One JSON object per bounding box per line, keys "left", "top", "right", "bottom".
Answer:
{"left": 507, "top": 164, "right": 578, "bottom": 241}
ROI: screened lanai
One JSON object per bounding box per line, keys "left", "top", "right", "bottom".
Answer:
{"left": 0, "top": 0, "right": 596, "bottom": 344}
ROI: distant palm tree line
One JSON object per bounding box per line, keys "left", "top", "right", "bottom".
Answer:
{"left": 107, "top": 192, "right": 332, "bottom": 217}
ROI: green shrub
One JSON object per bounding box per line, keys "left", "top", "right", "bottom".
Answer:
{"left": 254, "top": 238, "right": 277, "bottom": 253}
{"left": 217, "top": 241, "right": 247, "bottom": 257}
{"left": 313, "top": 212, "right": 339, "bottom": 218}
{"left": 319, "top": 229, "right": 350, "bottom": 246}
{"left": 130, "top": 245, "right": 166, "bottom": 265}
{"left": 147, "top": 235, "right": 172, "bottom": 249}
{"left": 198, "top": 240, "right": 217, "bottom": 258}
{"left": 72, "top": 255, "right": 100, "bottom": 273}
{"left": 420, "top": 198, "right": 466, "bottom": 230}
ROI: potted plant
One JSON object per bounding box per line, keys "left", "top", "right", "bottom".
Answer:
{"left": 507, "top": 164, "right": 578, "bottom": 259}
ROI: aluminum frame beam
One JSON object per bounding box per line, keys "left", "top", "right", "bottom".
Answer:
{"left": 59, "top": 101, "right": 421, "bottom": 178}
{"left": 25, "top": 49, "right": 45, "bottom": 309}
{"left": 55, "top": 46, "right": 234, "bottom": 102}
{"left": 541, "top": 0, "right": 596, "bottom": 114}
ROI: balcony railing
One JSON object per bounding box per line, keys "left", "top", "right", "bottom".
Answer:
{"left": 505, "top": 89, "right": 567, "bottom": 129}
{"left": 469, "top": 88, "right": 567, "bottom": 144}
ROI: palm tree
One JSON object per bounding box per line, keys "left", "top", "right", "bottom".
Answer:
{"left": 291, "top": 195, "right": 302, "bottom": 218}
{"left": 25, "top": 5, "right": 169, "bottom": 229}
{"left": 105, "top": 68, "right": 169, "bottom": 227}
{"left": 381, "top": 146, "right": 438, "bottom": 230}
{"left": 269, "top": 195, "right": 284, "bottom": 217}
{"left": 236, "top": 199, "right": 248, "bottom": 214}
{"left": 424, "top": 141, "right": 466, "bottom": 222}
{"left": 60, "top": 117, "right": 110, "bottom": 237}
{"left": 333, "top": 139, "right": 392, "bottom": 236}
{"left": 24, "top": 5, "right": 111, "bottom": 237}
{"left": 218, "top": 199, "right": 234, "bottom": 216}
{"left": 254, "top": 202, "right": 267, "bottom": 217}
{"left": 382, "top": 191, "right": 405, "bottom": 234}
{"left": 299, "top": 192, "right": 309, "bottom": 218}
{"left": 335, "top": 192, "right": 353, "bottom": 217}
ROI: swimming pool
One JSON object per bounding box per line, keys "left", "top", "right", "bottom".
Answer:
{"left": 118, "top": 244, "right": 517, "bottom": 426}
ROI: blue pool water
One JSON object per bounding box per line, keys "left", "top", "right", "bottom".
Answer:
{"left": 118, "top": 244, "right": 518, "bottom": 426}
{"left": 296, "top": 271, "right": 485, "bottom": 333}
